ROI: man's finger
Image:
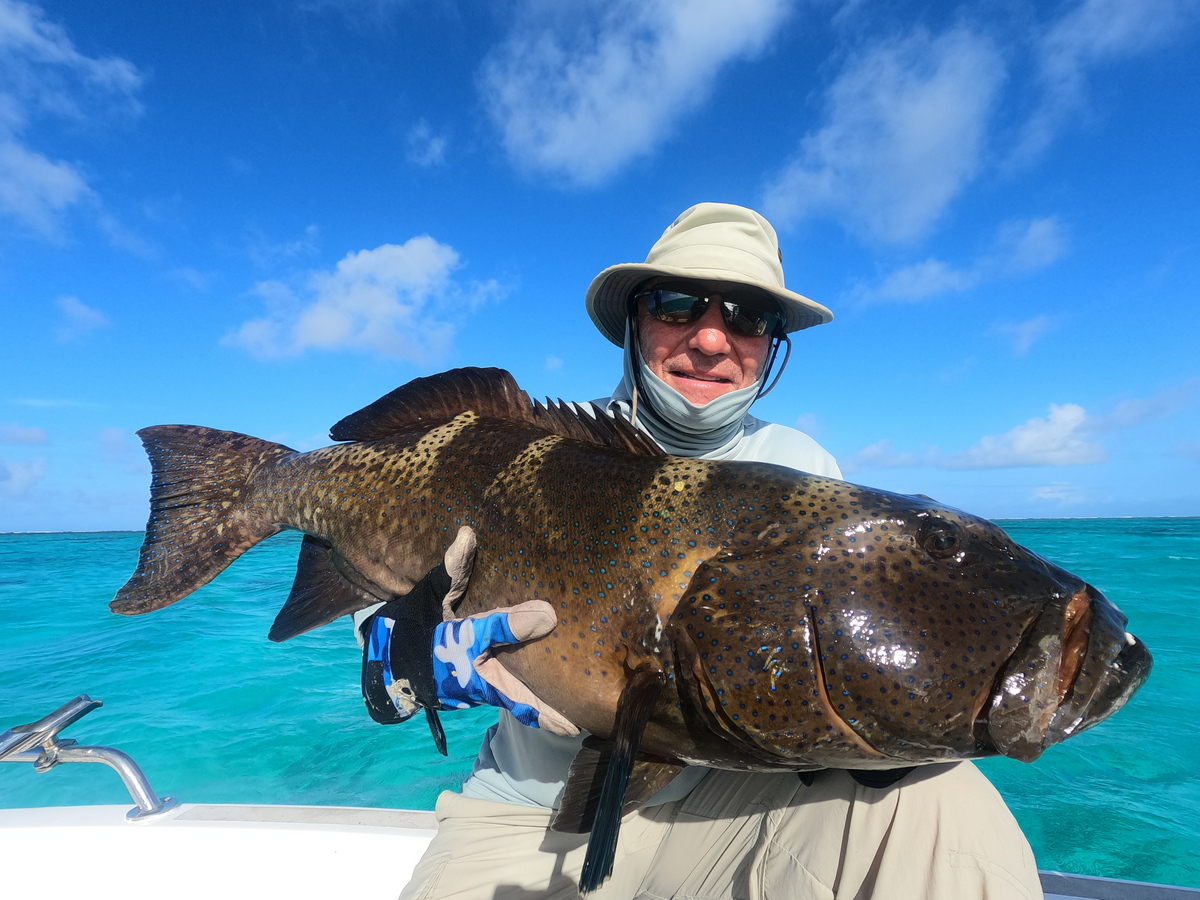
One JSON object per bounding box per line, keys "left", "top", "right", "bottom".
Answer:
{"left": 501, "top": 600, "right": 557, "bottom": 642}
{"left": 441, "top": 525, "right": 477, "bottom": 618}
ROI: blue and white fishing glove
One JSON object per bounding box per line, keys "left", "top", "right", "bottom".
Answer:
{"left": 359, "top": 526, "right": 576, "bottom": 752}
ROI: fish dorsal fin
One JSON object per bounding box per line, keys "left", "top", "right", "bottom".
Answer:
{"left": 330, "top": 367, "right": 533, "bottom": 442}
{"left": 533, "top": 399, "right": 664, "bottom": 458}
{"left": 330, "top": 366, "right": 663, "bottom": 458}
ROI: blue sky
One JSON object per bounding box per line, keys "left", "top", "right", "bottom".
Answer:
{"left": 1, "top": 0, "right": 1198, "bottom": 532}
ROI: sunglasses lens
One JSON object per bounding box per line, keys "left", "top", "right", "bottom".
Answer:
{"left": 646, "top": 290, "right": 707, "bottom": 323}
{"left": 722, "top": 302, "right": 784, "bottom": 337}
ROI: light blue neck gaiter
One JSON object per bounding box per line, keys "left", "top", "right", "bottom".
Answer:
{"left": 606, "top": 320, "right": 761, "bottom": 459}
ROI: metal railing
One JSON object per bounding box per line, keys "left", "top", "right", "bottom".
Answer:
{"left": 1, "top": 694, "right": 177, "bottom": 821}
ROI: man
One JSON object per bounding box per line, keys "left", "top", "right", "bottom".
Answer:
{"left": 363, "top": 204, "right": 1044, "bottom": 900}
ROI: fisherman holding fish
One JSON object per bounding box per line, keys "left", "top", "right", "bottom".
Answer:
{"left": 361, "top": 204, "right": 1047, "bottom": 900}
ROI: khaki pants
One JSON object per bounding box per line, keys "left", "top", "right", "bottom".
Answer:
{"left": 399, "top": 763, "right": 1043, "bottom": 900}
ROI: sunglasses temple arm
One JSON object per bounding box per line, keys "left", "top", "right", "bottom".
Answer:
{"left": 756, "top": 333, "right": 792, "bottom": 399}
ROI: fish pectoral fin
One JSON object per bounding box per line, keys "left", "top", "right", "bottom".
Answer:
{"left": 552, "top": 737, "right": 683, "bottom": 835}
{"left": 553, "top": 737, "right": 609, "bottom": 836}
{"left": 622, "top": 757, "right": 685, "bottom": 814}
{"left": 574, "top": 665, "right": 668, "bottom": 894}
{"left": 268, "top": 536, "right": 382, "bottom": 642}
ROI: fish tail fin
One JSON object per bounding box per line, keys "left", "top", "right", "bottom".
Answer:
{"left": 110, "top": 425, "right": 295, "bottom": 616}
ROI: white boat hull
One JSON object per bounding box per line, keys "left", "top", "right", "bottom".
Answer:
{"left": 0, "top": 804, "right": 438, "bottom": 899}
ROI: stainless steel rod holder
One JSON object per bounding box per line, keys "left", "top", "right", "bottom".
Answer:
{"left": 1, "top": 694, "right": 178, "bottom": 821}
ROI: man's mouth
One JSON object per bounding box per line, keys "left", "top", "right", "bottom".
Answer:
{"left": 669, "top": 370, "right": 730, "bottom": 384}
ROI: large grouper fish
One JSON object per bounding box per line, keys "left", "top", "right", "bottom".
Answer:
{"left": 112, "top": 367, "right": 1151, "bottom": 890}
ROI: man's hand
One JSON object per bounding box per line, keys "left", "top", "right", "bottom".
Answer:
{"left": 359, "top": 526, "right": 578, "bottom": 740}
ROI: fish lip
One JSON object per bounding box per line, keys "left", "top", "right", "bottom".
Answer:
{"left": 985, "top": 583, "right": 1152, "bottom": 762}
{"left": 1044, "top": 623, "right": 1152, "bottom": 745}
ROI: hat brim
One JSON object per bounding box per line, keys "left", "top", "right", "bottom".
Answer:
{"left": 586, "top": 263, "right": 833, "bottom": 347}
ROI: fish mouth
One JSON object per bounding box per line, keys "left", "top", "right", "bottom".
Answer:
{"left": 984, "top": 583, "right": 1152, "bottom": 762}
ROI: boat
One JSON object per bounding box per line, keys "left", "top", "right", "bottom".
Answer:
{"left": 3, "top": 695, "right": 1196, "bottom": 900}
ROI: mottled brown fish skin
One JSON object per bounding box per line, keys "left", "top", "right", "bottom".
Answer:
{"left": 239, "top": 414, "right": 1145, "bottom": 770}
{"left": 113, "top": 368, "right": 1150, "bottom": 773}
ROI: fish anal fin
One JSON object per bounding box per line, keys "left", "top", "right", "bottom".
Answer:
{"left": 268, "top": 535, "right": 382, "bottom": 642}
{"left": 553, "top": 737, "right": 683, "bottom": 835}
{"left": 329, "top": 367, "right": 662, "bottom": 458}
{"left": 576, "top": 666, "right": 668, "bottom": 894}
{"left": 111, "top": 426, "right": 292, "bottom": 616}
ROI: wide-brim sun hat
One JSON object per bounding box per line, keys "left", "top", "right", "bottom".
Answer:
{"left": 585, "top": 202, "right": 833, "bottom": 347}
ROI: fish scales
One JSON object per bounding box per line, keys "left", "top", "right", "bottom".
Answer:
{"left": 111, "top": 366, "right": 1151, "bottom": 806}
{"left": 262, "top": 415, "right": 871, "bottom": 764}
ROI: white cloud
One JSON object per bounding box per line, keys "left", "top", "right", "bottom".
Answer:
{"left": 938, "top": 356, "right": 978, "bottom": 383}
{"left": 0, "top": 138, "right": 87, "bottom": 234}
{"left": 0, "top": 423, "right": 47, "bottom": 443}
{"left": 763, "top": 26, "right": 1006, "bottom": 243}
{"left": 1033, "top": 482, "right": 1087, "bottom": 505}
{"left": 847, "top": 378, "right": 1198, "bottom": 472}
{"left": 169, "top": 267, "right": 213, "bottom": 290}
{"left": 793, "top": 412, "right": 819, "bottom": 437}
{"left": 0, "top": 0, "right": 142, "bottom": 234}
{"left": 11, "top": 396, "right": 96, "bottom": 408}
{"left": 856, "top": 216, "right": 1069, "bottom": 303}
{"left": 545, "top": 355, "right": 563, "bottom": 372}
{"left": 99, "top": 427, "right": 146, "bottom": 473}
{"left": 481, "top": 0, "right": 790, "bottom": 186}
{"left": 1088, "top": 376, "right": 1200, "bottom": 431}
{"left": 996, "top": 217, "right": 1070, "bottom": 273}
{"left": 247, "top": 224, "right": 321, "bottom": 269}
{"left": 1013, "top": 0, "right": 1200, "bottom": 166}
{"left": 407, "top": 119, "right": 447, "bottom": 167}
{"left": 992, "top": 315, "right": 1055, "bottom": 355}
{"left": 871, "top": 258, "right": 978, "bottom": 302}
{"left": 841, "top": 439, "right": 936, "bottom": 474}
{"left": 0, "top": 456, "right": 47, "bottom": 495}
{"left": 55, "top": 295, "right": 109, "bottom": 341}
{"left": 226, "top": 236, "right": 502, "bottom": 362}
{"left": 943, "top": 403, "right": 1107, "bottom": 468}
{"left": 96, "top": 209, "right": 155, "bottom": 257}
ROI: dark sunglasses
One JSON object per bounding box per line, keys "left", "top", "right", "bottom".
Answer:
{"left": 634, "top": 288, "right": 785, "bottom": 338}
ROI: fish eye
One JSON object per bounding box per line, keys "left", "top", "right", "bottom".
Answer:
{"left": 919, "top": 518, "right": 962, "bottom": 558}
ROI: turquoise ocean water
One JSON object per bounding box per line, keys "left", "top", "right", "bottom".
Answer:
{"left": 1, "top": 520, "right": 1197, "bottom": 888}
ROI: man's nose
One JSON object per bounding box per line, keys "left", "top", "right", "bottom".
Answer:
{"left": 689, "top": 301, "right": 732, "bottom": 356}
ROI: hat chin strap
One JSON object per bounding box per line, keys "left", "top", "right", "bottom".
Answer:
{"left": 755, "top": 332, "right": 791, "bottom": 399}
